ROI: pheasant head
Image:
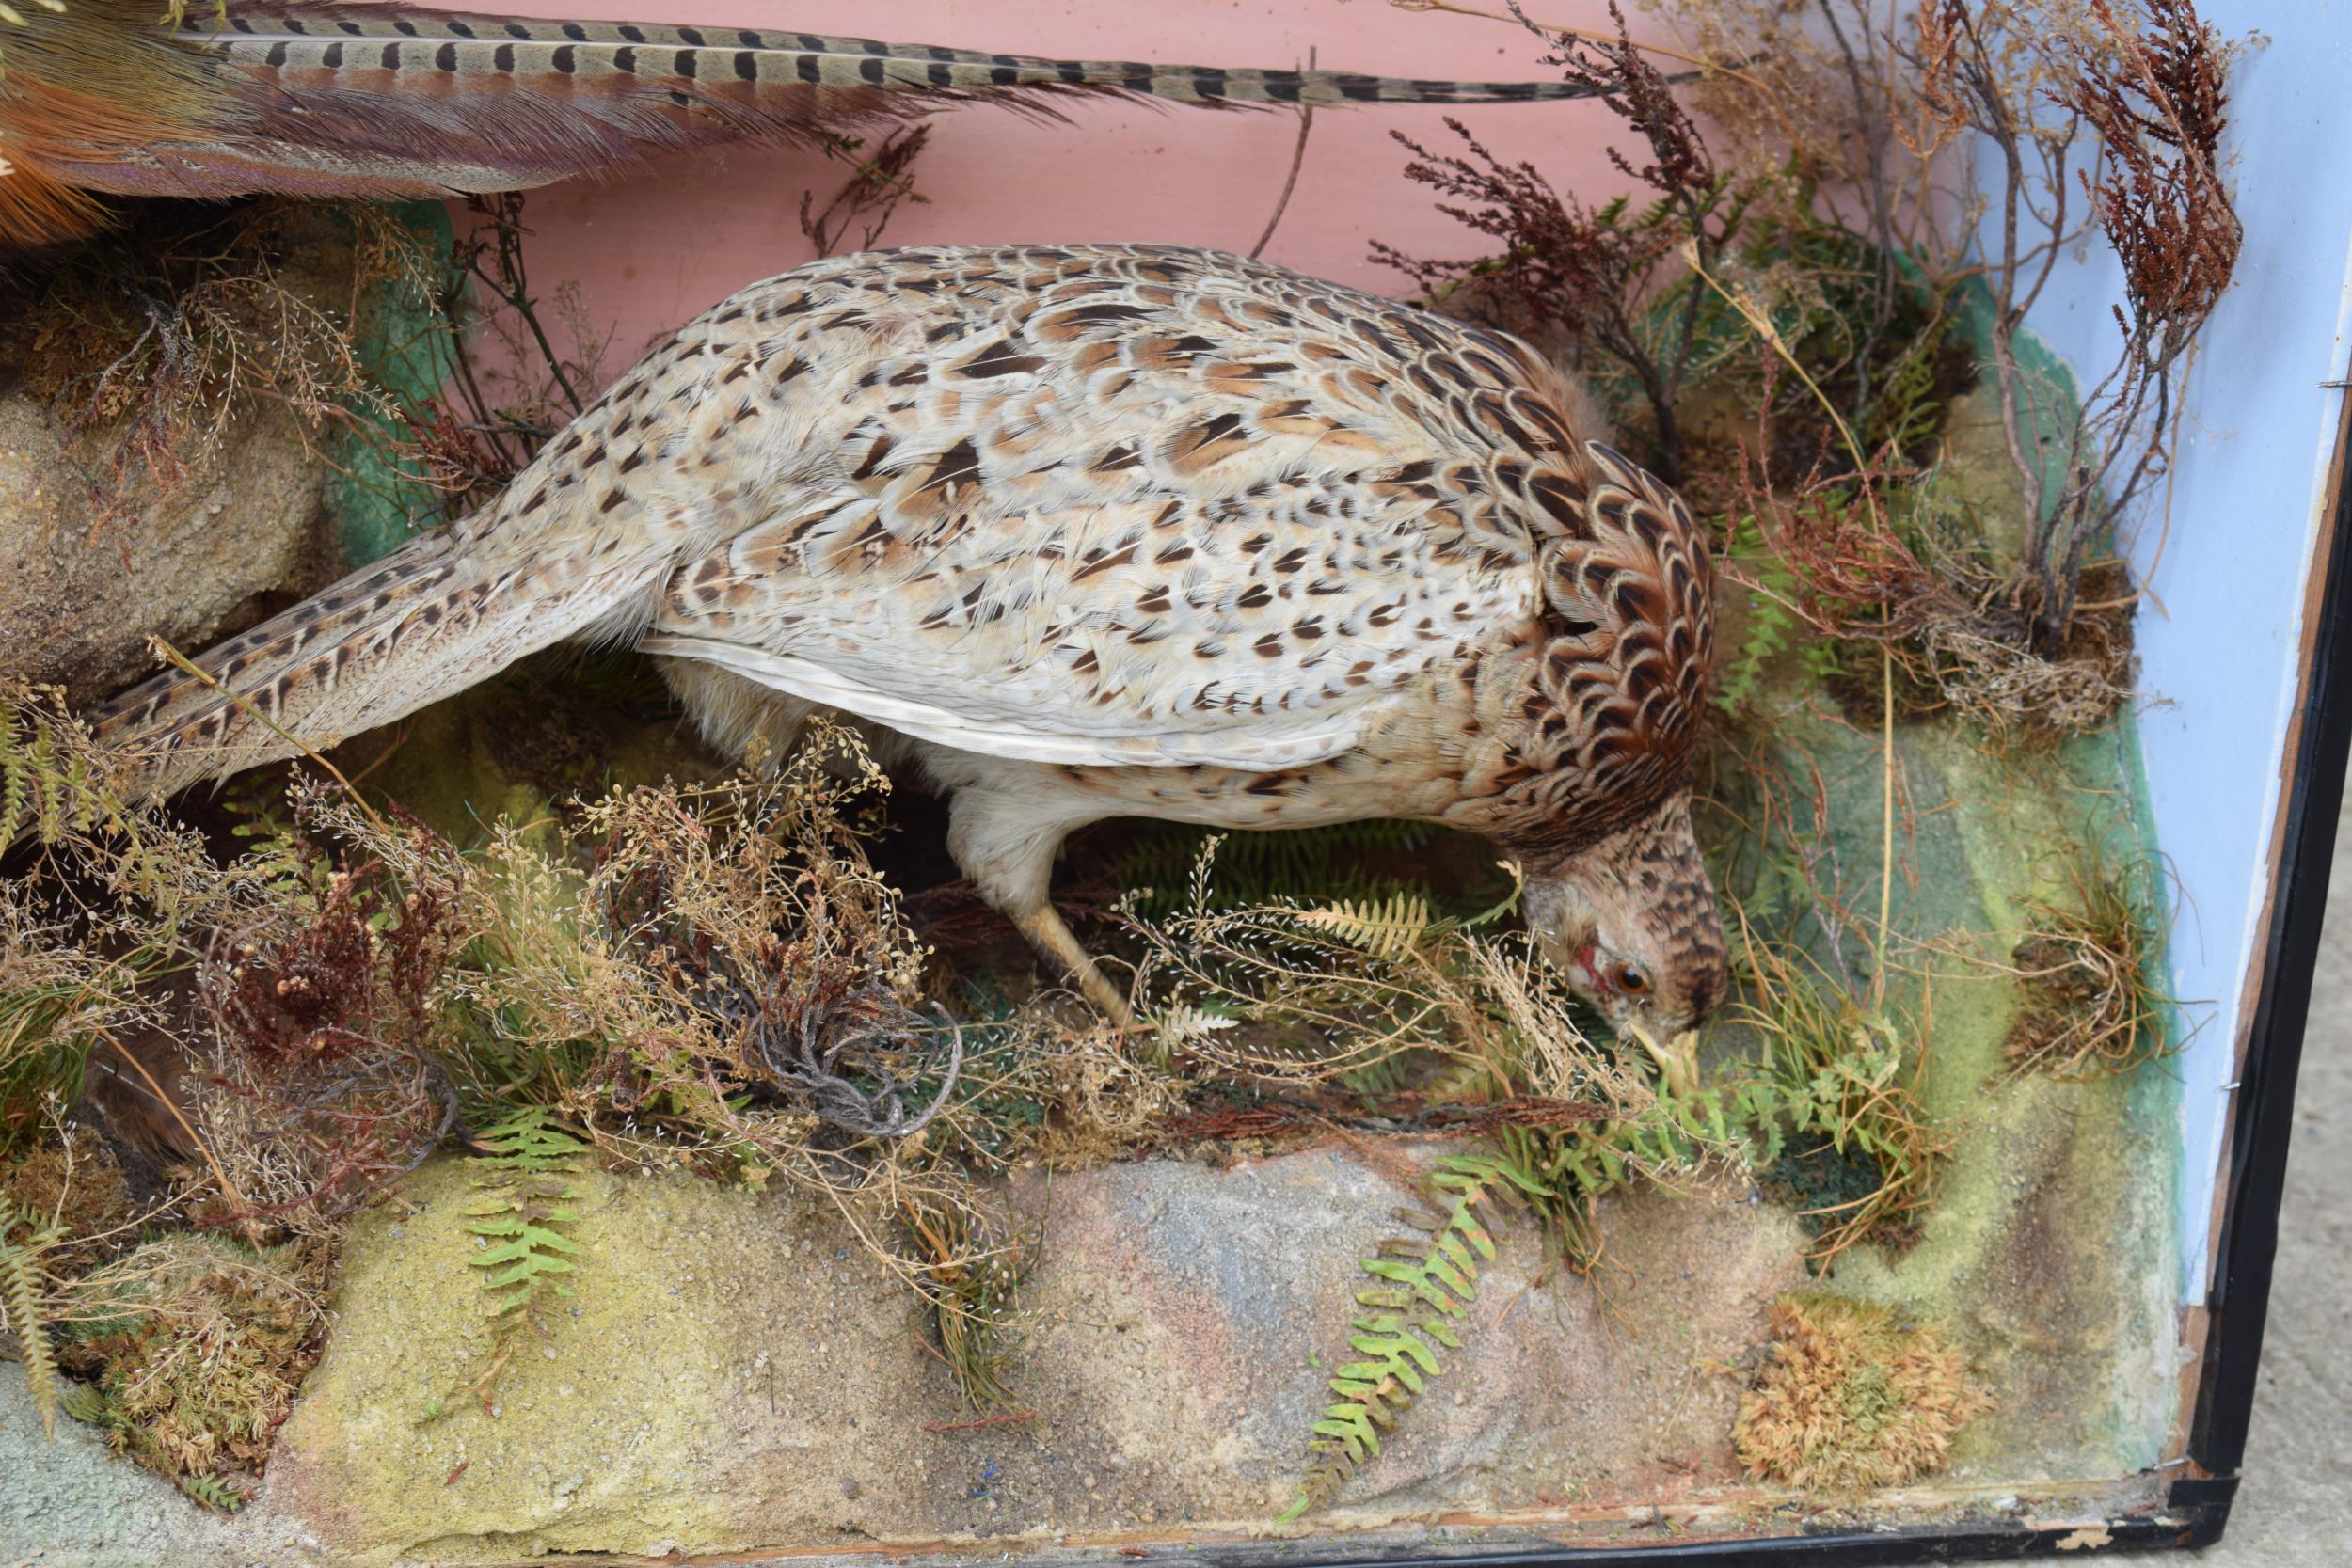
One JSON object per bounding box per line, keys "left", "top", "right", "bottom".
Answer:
{"left": 1516, "top": 441, "right": 1723, "bottom": 1054}
{"left": 1442, "top": 430, "right": 1724, "bottom": 1078}
{"left": 1520, "top": 794, "right": 1727, "bottom": 1052}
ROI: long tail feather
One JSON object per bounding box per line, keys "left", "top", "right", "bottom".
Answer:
{"left": 85, "top": 531, "right": 623, "bottom": 801}
{"left": 197, "top": 5, "right": 1605, "bottom": 111}
{"left": 44, "top": 2, "right": 1614, "bottom": 209}
{"left": 86, "top": 419, "right": 687, "bottom": 802}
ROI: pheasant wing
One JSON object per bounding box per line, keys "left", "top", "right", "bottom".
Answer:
{"left": 634, "top": 247, "right": 1556, "bottom": 772}
{"left": 637, "top": 473, "right": 1525, "bottom": 772}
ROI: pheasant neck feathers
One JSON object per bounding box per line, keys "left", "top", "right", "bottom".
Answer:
{"left": 1449, "top": 440, "right": 1715, "bottom": 860}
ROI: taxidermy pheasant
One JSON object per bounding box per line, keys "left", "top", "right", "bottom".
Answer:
{"left": 0, "top": 1, "right": 1615, "bottom": 248}
{"left": 87, "top": 244, "right": 1727, "bottom": 1079}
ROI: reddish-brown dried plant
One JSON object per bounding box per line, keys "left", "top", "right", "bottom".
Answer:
{"left": 1371, "top": 1, "right": 1735, "bottom": 481}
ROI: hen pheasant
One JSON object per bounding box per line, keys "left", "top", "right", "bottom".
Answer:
{"left": 87, "top": 244, "right": 1728, "bottom": 1069}
{"left": 0, "top": 1, "right": 1616, "bottom": 248}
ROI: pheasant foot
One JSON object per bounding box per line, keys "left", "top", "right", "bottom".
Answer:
{"left": 1013, "top": 905, "right": 1137, "bottom": 1030}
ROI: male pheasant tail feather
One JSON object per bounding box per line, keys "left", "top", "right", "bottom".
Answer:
{"left": 2, "top": 0, "right": 1620, "bottom": 246}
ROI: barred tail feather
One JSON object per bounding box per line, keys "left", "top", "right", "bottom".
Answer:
{"left": 197, "top": 5, "right": 1608, "bottom": 111}
{"left": 87, "top": 513, "right": 651, "bottom": 804}
{"left": 138, "top": 4, "right": 1613, "bottom": 200}
{"left": 10, "top": 1, "right": 1629, "bottom": 240}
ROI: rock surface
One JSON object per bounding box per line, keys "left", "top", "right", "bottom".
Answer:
{"left": 0, "top": 390, "right": 334, "bottom": 705}
{"left": 0, "top": 229, "right": 358, "bottom": 705}
{"left": 237, "top": 1144, "right": 1802, "bottom": 1564}
{"left": 0, "top": 1360, "right": 321, "bottom": 1568}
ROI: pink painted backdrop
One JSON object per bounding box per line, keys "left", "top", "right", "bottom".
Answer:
{"left": 451, "top": 0, "right": 1638, "bottom": 388}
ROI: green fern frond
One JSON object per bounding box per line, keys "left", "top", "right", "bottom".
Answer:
{"left": 176, "top": 1471, "right": 249, "bottom": 1513}
{"left": 28, "top": 721, "right": 61, "bottom": 844}
{"left": 57, "top": 1379, "right": 111, "bottom": 1428}
{"left": 435, "top": 1107, "right": 587, "bottom": 1417}
{"left": 1283, "top": 1151, "right": 1549, "bottom": 1521}
{"left": 1716, "top": 513, "right": 1803, "bottom": 715}
{"left": 4, "top": 700, "right": 63, "bottom": 846}
{"left": 0, "top": 689, "right": 123, "bottom": 850}
{"left": 1338, "top": 1051, "right": 1417, "bottom": 1098}
{"left": 0, "top": 715, "right": 27, "bottom": 847}
{"left": 1119, "top": 819, "right": 1441, "bottom": 911}
{"left": 0, "top": 1203, "right": 65, "bottom": 1442}
{"left": 470, "top": 1105, "right": 592, "bottom": 1178}
{"left": 466, "top": 1108, "right": 585, "bottom": 1314}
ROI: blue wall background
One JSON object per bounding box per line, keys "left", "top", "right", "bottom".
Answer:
{"left": 2017, "top": 5, "right": 2352, "bottom": 1299}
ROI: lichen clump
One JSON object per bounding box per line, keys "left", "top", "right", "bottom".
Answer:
{"left": 61, "top": 1234, "right": 325, "bottom": 1490}
{"left": 1732, "top": 1293, "right": 1989, "bottom": 1490}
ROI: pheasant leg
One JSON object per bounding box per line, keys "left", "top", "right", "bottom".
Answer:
{"left": 1013, "top": 905, "right": 1137, "bottom": 1029}
{"left": 945, "top": 790, "right": 1131, "bottom": 1024}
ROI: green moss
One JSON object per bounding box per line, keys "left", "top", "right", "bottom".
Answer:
{"left": 1707, "top": 677, "right": 2182, "bottom": 1476}
{"left": 327, "top": 200, "right": 462, "bottom": 569}
{"left": 342, "top": 652, "right": 717, "bottom": 850}
{"left": 269, "top": 1160, "right": 753, "bottom": 1560}
{"left": 62, "top": 1234, "right": 322, "bottom": 1491}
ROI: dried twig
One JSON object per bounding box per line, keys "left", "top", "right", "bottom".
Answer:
{"left": 799, "top": 127, "right": 932, "bottom": 260}
{"left": 1372, "top": 3, "right": 1737, "bottom": 480}
{"left": 1250, "top": 49, "right": 1318, "bottom": 259}
{"left": 1388, "top": 0, "right": 1761, "bottom": 86}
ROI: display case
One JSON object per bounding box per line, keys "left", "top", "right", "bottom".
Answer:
{"left": 0, "top": 1, "right": 2339, "bottom": 1563}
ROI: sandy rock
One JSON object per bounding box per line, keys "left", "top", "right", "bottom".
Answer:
{"left": 254, "top": 1146, "right": 1804, "bottom": 1563}
{"left": 1002, "top": 1150, "right": 1805, "bottom": 1526}
{"left": 0, "top": 212, "right": 379, "bottom": 705}
{"left": 0, "top": 390, "right": 333, "bottom": 705}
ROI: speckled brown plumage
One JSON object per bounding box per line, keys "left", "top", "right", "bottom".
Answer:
{"left": 89, "top": 244, "right": 1726, "bottom": 1042}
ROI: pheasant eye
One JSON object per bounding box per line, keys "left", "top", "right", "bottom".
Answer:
{"left": 1614, "top": 963, "right": 1650, "bottom": 995}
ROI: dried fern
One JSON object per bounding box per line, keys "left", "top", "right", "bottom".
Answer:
{"left": 0, "top": 1201, "right": 65, "bottom": 1440}
{"left": 1282, "top": 1150, "right": 1550, "bottom": 1520}
{"left": 1294, "top": 894, "right": 1442, "bottom": 964}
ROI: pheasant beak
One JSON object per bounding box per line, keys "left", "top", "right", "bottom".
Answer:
{"left": 1626, "top": 1022, "right": 1700, "bottom": 1099}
